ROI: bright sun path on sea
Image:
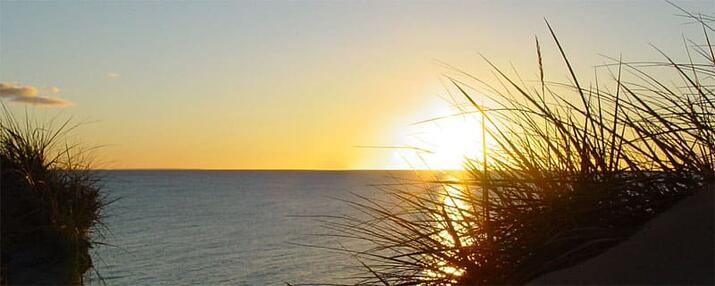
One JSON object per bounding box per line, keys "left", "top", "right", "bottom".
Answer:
{"left": 424, "top": 178, "right": 472, "bottom": 281}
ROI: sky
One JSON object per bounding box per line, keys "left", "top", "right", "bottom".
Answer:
{"left": 1, "top": 0, "right": 712, "bottom": 170}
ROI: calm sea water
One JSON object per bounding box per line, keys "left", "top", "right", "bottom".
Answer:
{"left": 93, "top": 170, "right": 420, "bottom": 285}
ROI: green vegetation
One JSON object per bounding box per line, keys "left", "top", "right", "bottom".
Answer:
{"left": 0, "top": 108, "right": 107, "bottom": 285}
{"left": 314, "top": 8, "right": 714, "bottom": 286}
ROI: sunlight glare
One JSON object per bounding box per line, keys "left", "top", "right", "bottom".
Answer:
{"left": 394, "top": 107, "right": 490, "bottom": 170}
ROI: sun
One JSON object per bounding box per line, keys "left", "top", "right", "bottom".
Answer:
{"left": 422, "top": 115, "right": 482, "bottom": 169}
{"left": 393, "top": 112, "right": 487, "bottom": 170}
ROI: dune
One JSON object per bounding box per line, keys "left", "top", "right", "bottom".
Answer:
{"left": 530, "top": 185, "right": 714, "bottom": 285}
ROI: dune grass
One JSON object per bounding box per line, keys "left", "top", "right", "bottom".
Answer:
{"left": 305, "top": 9, "right": 714, "bottom": 286}
{"left": 0, "top": 107, "right": 108, "bottom": 285}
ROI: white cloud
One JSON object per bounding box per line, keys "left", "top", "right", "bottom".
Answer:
{"left": 106, "top": 73, "right": 120, "bottom": 79}
{"left": 0, "top": 82, "right": 73, "bottom": 108}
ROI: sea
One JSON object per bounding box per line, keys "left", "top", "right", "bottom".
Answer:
{"left": 92, "top": 170, "right": 429, "bottom": 285}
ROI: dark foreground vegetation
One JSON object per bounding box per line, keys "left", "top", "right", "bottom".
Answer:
{"left": 307, "top": 8, "right": 715, "bottom": 286}
{"left": 0, "top": 110, "right": 106, "bottom": 285}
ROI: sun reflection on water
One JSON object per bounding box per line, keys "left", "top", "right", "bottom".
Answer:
{"left": 422, "top": 175, "right": 479, "bottom": 284}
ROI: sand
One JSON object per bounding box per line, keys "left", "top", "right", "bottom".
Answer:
{"left": 530, "top": 186, "right": 714, "bottom": 285}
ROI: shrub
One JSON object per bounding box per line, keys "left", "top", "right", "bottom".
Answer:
{"left": 1, "top": 108, "right": 107, "bottom": 285}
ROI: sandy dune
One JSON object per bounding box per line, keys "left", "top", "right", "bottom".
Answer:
{"left": 531, "top": 186, "right": 714, "bottom": 285}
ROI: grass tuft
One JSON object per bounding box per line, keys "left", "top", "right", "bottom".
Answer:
{"left": 304, "top": 8, "right": 714, "bottom": 286}
{"left": 0, "top": 106, "right": 109, "bottom": 285}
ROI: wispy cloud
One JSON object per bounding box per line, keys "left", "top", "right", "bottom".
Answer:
{"left": 0, "top": 82, "right": 73, "bottom": 108}
{"left": 0, "top": 82, "right": 38, "bottom": 97}
{"left": 11, "top": 95, "right": 72, "bottom": 107}
{"left": 45, "top": 86, "right": 61, "bottom": 93}
{"left": 106, "top": 72, "right": 120, "bottom": 79}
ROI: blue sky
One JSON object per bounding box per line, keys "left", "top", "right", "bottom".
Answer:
{"left": 1, "top": 0, "right": 712, "bottom": 169}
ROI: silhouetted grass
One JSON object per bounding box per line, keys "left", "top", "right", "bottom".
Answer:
{"left": 304, "top": 8, "right": 714, "bottom": 286}
{"left": 0, "top": 107, "right": 108, "bottom": 285}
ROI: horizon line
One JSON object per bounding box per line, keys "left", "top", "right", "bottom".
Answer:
{"left": 91, "top": 168, "right": 465, "bottom": 172}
